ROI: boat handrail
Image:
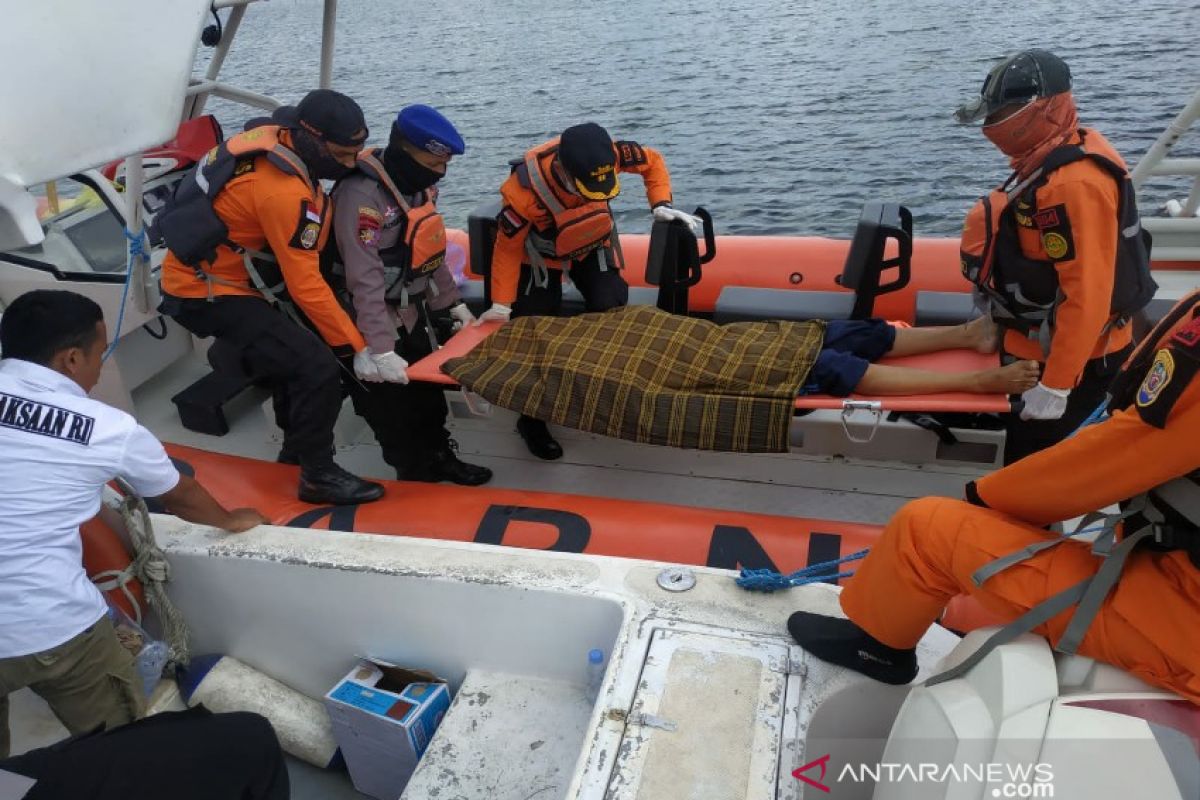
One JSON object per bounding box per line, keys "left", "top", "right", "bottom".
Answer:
{"left": 1131, "top": 88, "right": 1200, "bottom": 263}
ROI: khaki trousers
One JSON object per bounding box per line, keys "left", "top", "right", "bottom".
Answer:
{"left": 0, "top": 616, "right": 142, "bottom": 758}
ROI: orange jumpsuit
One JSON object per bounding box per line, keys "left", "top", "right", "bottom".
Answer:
{"left": 160, "top": 129, "right": 365, "bottom": 352}
{"left": 1000, "top": 129, "right": 1132, "bottom": 390}
{"left": 489, "top": 140, "right": 673, "bottom": 307}
{"left": 840, "top": 347, "right": 1200, "bottom": 703}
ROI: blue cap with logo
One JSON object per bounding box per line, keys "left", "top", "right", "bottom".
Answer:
{"left": 394, "top": 104, "right": 465, "bottom": 157}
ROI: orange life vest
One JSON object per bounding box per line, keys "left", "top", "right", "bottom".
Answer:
{"left": 960, "top": 129, "right": 1156, "bottom": 344}
{"left": 353, "top": 149, "right": 448, "bottom": 301}
{"left": 513, "top": 138, "right": 617, "bottom": 268}
{"left": 152, "top": 124, "right": 324, "bottom": 304}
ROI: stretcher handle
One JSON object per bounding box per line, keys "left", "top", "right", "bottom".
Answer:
{"left": 840, "top": 400, "right": 883, "bottom": 444}
{"left": 460, "top": 389, "right": 493, "bottom": 417}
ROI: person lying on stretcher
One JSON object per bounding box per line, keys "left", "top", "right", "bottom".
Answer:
{"left": 808, "top": 315, "right": 1037, "bottom": 397}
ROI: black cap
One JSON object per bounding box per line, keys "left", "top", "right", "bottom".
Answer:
{"left": 559, "top": 122, "right": 619, "bottom": 200}
{"left": 272, "top": 89, "right": 369, "bottom": 146}
{"left": 955, "top": 50, "right": 1072, "bottom": 125}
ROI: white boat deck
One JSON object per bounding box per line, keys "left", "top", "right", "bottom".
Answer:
{"left": 10, "top": 519, "right": 960, "bottom": 799}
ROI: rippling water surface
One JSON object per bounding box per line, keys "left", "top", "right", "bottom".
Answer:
{"left": 201, "top": 0, "right": 1199, "bottom": 237}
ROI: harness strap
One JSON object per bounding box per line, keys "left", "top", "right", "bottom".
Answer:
{"left": 524, "top": 150, "right": 566, "bottom": 216}
{"left": 523, "top": 237, "right": 554, "bottom": 293}
{"left": 359, "top": 150, "right": 413, "bottom": 214}
{"left": 930, "top": 497, "right": 1155, "bottom": 686}
{"left": 1057, "top": 525, "right": 1156, "bottom": 654}
{"left": 925, "top": 578, "right": 1091, "bottom": 686}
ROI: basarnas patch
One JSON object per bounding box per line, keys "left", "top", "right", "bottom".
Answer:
{"left": 1042, "top": 231, "right": 1070, "bottom": 259}
{"left": 1137, "top": 348, "right": 1174, "bottom": 407}
{"left": 290, "top": 200, "right": 324, "bottom": 250}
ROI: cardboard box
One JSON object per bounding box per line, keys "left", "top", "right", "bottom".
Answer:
{"left": 324, "top": 658, "right": 452, "bottom": 800}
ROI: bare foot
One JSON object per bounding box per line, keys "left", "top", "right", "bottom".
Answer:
{"left": 976, "top": 360, "right": 1040, "bottom": 393}
{"left": 963, "top": 314, "right": 1000, "bottom": 354}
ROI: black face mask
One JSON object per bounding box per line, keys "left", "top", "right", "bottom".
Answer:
{"left": 292, "top": 129, "right": 353, "bottom": 181}
{"left": 383, "top": 145, "right": 443, "bottom": 195}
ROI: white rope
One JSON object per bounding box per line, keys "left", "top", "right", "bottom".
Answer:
{"left": 107, "top": 479, "right": 192, "bottom": 669}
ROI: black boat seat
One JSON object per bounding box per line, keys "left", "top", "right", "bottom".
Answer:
{"left": 713, "top": 287, "right": 855, "bottom": 323}
{"left": 915, "top": 291, "right": 978, "bottom": 326}
{"left": 171, "top": 338, "right": 256, "bottom": 436}
{"left": 712, "top": 202, "right": 913, "bottom": 325}
{"left": 1133, "top": 296, "right": 1177, "bottom": 341}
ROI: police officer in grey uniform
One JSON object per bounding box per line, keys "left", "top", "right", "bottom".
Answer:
{"left": 325, "top": 105, "right": 491, "bottom": 485}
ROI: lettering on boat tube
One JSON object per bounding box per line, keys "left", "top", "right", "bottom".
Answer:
{"left": 81, "top": 445, "right": 996, "bottom": 632}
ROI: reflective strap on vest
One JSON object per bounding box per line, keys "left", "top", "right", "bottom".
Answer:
{"left": 238, "top": 250, "right": 306, "bottom": 327}
{"left": 523, "top": 237, "right": 554, "bottom": 293}
{"left": 521, "top": 153, "right": 566, "bottom": 291}
{"left": 524, "top": 150, "right": 566, "bottom": 217}
{"left": 358, "top": 151, "right": 412, "bottom": 215}
{"left": 265, "top": 144, "right": 315, "bottom": 194}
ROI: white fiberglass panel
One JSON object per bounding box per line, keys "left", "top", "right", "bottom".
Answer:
{"left": 0, "top": 0, "right": 209, "bottom": 186}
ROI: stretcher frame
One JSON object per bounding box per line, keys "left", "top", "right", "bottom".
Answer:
{"left": 406, "top": 321, "right": 1014, "bottom": 443}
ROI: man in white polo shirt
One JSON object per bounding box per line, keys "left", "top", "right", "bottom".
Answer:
{"left": 0, "top": 289, "right": 266, "bottom": 758}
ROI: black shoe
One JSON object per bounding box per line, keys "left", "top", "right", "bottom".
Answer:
{"left": 516, "top": 416, "right": 563, "bottom": 460}
{"left": 401, "top": 441, "right": 493, "bottom": 486}
{"left": 298, "top": 463, "right": 385, "bottom": 505}
{"left": 787, "top": 610, "right": 918, "bottom": 685}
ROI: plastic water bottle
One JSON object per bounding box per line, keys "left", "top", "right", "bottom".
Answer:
{"left": 586, "top": 648, "right": 606, "bottom": 702}
{"left": 135, "top": 640, "right": 170, "bottom": 697}
{"left": 445, "top": 241, "right": 467, "bottom": 287}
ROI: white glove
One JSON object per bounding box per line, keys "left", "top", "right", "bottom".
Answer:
{"left": 652, "top": 204, "right": 701, "bottom": 232}
{"left": 475, "top": 303, "right": 512, "bottom": 325}
{"left": 449, "top": 302, "right": 476, "bottom": 331}
{"left": 1019, "top": 382, "right": 1070, "bottom": 421}
{"left": 371, "top": 351, "right": 410, "bottom": 384}
{"left": 353, "top": 348, "right": 382, "bottom": 382}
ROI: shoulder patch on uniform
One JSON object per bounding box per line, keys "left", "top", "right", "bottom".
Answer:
{"left": 1033, "top": 205, "right": 1063, "bottom": 229}
{"left": 358, "top": 205, "right": 383, "bottom": 223}
{"left": 289, "top": 200, "right": 323, "bottom": 250}
{"left": 615, "top": 141, "right": 647, "bottom": 168}
{"left": 233, "top": 158, "right": 255, "bottom": 177}
{"left": 1136, "top": 348, "right": 1174, "bottom": 408}
{"left": 1042, "top": 231, "right": 1070, "bottom": 259}
{"left": 1035, "top": 203, "right": 1075, "bottom": 261}
{"left": 498, "top": 205, "right": 526, "bottom": 237}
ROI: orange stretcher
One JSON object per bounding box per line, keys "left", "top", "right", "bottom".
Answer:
{"left": 406, "top": 322, "right": 1012, "bottom": 414}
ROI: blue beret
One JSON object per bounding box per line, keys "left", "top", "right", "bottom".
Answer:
{"left": 395, "top": 104, "right": 465, "bottom": 157}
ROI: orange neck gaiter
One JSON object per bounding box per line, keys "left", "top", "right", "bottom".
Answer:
{"left": 983, "top": 92, "right": 1080, "bottom": 180}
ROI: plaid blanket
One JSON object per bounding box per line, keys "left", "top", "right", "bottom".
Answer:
{"left": 443, "top": 306, "right": 826, "bottom": 452}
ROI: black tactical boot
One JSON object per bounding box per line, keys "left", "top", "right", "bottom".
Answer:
{"left": 516, "top": 415, "right": 563, "bottom": 460}
{"left": 298, "top": 462, "right": 385, "bottom": 505}
{"left": 401, "top": 441, "right": 493, "bottom": 486}
{"left": 787, "top": 610, "right": 918, "bottom": 685}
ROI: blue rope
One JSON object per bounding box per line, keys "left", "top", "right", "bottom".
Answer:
{"left": 103, "top": 228, "right": 146, "bottom": 362}
{"left": 736, "top": 548, "right": 870, "bottom": 592}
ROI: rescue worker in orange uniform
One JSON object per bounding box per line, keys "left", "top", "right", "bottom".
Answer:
{"left": 325, "top": 104, "right": 492, "bottom": 485}
{"left": 788, "top": 294, "right": 1200, "bottom": 703}
{"left": 157, "top": 90, "right": 385, "bottom": 506}
{"left": 480, "top": 122, "right": 698, "bottom": 459}
{"left": 956, "top": 50, "right": 1155, "bottom": 464}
